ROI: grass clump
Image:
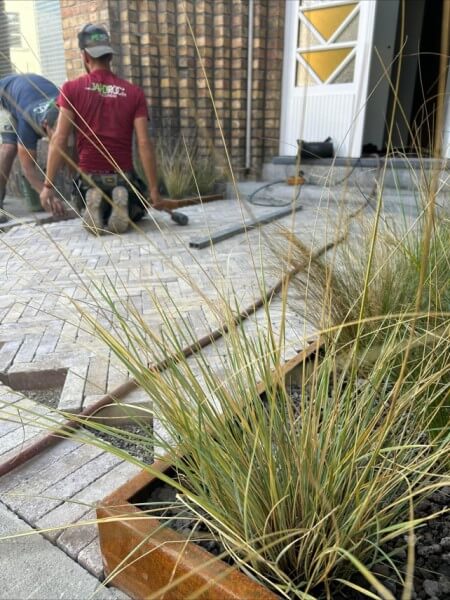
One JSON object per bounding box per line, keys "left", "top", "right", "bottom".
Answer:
{"left": 79, "top": 278, "right": 450, "bottom": 598}
{"left": 283, "top": 214, "right": 450, "bottom": 347}
{"left": 156, "top": 136, "right": 220, "bottom": 199}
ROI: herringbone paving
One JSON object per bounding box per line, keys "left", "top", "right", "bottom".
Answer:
{"left": 0, "top": 190, "right": 356, "bottom": 412}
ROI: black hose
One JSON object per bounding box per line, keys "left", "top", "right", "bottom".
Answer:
{"left": 247, "top": 179, "right": 301, "bottom": 207}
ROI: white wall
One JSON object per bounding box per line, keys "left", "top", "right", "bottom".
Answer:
{"left": 5, "top": 0, "right": 40, "bottom": 73}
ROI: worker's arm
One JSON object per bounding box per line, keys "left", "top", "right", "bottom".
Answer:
{"left": 134, "top": 116, "right": 171, "bottom": 211}
{"left": 17, "top": 146, "right": 43, "bottom": 193}
{"left": 39, "top": 107, "right": 74, "bottom": 215}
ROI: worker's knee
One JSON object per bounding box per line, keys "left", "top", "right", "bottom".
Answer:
{"left": 0, "top": 143, "right": 18, "bottom": 164}
{"left": 0, "top": 144, "right": 17, "bottom": 184}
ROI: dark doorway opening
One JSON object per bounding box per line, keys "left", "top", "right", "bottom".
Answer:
{"left": 362, "top": 0, "right": 445, "bottom": 157}
{"left": 406, "top": 0, "right": 444, "bottom": 154}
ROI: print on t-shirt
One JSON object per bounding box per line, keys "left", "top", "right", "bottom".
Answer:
{"left": 85, "top": 82, "right": 126, "bottom": 98}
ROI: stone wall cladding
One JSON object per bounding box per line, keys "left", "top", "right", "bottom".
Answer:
{"left": 60, "top": 0, "right": 285, "bottom": 176}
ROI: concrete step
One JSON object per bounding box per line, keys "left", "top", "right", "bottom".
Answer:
{"left": 225, "top": 181, "right": 445, "bottom": 219}
{"left": 262, "top": 159, "right": 450, "bottom": 193}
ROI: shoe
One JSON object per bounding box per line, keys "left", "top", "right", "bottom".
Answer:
{"left": 83, "top": 188, "right": 104, "bottom": 235}
{"left": 107, "top": 186, "right": 129, "bottom": 233}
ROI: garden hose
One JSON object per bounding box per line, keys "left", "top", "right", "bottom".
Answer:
{"left": 246, "top": 159, "right": 362, "bottom": 208}
{"left": 247, "top": 179, "right": 301, "bottom": 207}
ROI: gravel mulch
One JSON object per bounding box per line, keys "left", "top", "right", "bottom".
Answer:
{"left": 16, "top": 387, "right": 62, "bottom": 409}
{"left": 84, "top": 422, "right": 153, "bottom": 464}
{"left": 137, "top": 478, "right": 226, "bottom": 557}
{"left": 335, "top": 487, "right": 450, "bottom": 600}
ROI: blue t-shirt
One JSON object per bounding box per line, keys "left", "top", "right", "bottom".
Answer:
{"left": 0, "top": 74, "right": 58, "bottom": 150}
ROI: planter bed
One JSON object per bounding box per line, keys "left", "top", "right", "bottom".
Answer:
{"left": 96, "top": 339, "right": 448, "bottom": 599}
{"left": 95, "top": 343, "right": 320, "bottom": 599}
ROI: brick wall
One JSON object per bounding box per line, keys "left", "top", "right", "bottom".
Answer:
{"left": 60, "top": 0, "right": 285, "bottom": 177}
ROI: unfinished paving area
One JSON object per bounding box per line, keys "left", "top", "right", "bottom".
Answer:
{"left": 0, "top": 175, "right": 433, "bottom": 598}
{"left": 0, "top": 187, "right": 356, "bottom": 414}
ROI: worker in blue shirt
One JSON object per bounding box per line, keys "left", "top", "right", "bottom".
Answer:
{"left": 0, "top": 73, "right": 62, "bottom": 222}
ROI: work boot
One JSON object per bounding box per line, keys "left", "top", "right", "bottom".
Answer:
{"left": 83, "top": 188, "right": 104, "bottom": 235}
{"left": 107, "top": 186, "right": 129, "bottom": 234}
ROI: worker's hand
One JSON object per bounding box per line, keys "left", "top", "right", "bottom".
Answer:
{"left": 149, "top": 187, "right": 172, "bottom": 212}
{"left": 40, "top": 187, "right": 66, "bottom": 217}
{"left": 149, "top": 186, "right": 162, "bottom": 208}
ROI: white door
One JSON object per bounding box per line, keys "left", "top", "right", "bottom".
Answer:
{"left": 280, "top": 0, "right": 377, "bottom": 157}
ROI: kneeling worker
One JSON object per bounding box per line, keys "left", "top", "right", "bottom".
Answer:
{"left": 41, "top": 23, "right": 171, "bottom": 234}
{"left": 0, "top": 73, "right": 63, "bottom": 221}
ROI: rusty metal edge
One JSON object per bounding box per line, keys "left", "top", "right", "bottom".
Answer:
{"left": 164, "top": 193, "right": 224, "bottom": 209}
{"left": 97, "top": 464, "right": 278, "bottom": 600}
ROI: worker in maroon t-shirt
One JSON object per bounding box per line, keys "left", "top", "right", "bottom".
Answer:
{"left": 40, "top": 24, "right": 172, "bottom": 234}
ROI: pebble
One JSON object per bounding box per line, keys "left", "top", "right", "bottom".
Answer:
{"left": 423, "top": 580, "right": 440, "bottom": 597}
{"left": 441, "top": 537, "right": 450, "bottom": 550}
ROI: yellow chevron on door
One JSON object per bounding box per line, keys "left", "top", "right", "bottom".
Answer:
{"left": 300, "top": 47, "right": 352, "bottom": 82}
{"left": 303, "top": 3, "right": 356, "bottom": 41}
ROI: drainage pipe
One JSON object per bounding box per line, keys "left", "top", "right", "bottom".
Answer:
{"left": 245, "top": 0, "right": 254, "bottom": 172}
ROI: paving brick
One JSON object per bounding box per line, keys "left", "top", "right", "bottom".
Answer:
{"left": 0, "top": 339, "right": 23, "bottom": 373}
{"left": 0, "top": 438, "right": 80, "bottom": 493}
{"left": 57, "top": 508, "right": 98, "bottom": 559}
{"left": 7, "top": 355, "right": 69, "bottom": 388}
{"left": 0, "top": 442, "right": 103, "bottom": 507}
{"left": 12, "top": 333, "right": 43, "bottom": 364}
{"left": 58, "top": 358, "right": 90, "bottom": 414}
{"left": 0, "top": 395, "right": 63, "bottom": 439}
{"left": 0, "top": 422, "right": 44, "bottom": 457}
{"left": 106, "top": 362, "right": 128, "bottom": 392}
{"left": 36, "top": 461, "right": 140, "bottom": 542}
{"left": 84, "top": 355, "right": 109, "bottom": 397}
{"left": 10, "top": 451, "right": 120, "bottom": 523}
{"left": 77, "top": 537, "right": 104, "bottom": 580}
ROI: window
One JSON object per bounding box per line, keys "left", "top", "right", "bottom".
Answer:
{"left": 7, "top": 12, "right": 21, "bottom": 48}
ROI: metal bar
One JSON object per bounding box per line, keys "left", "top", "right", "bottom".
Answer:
{"left": 189, "top": 204, "right": 302, "bottom": 249}
{"left": 245, "top": 0, "right": 254, "bottom": 171}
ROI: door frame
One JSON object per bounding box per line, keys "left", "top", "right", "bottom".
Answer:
{"left": 279, "top": 0, "right": 378, "bottom": 157}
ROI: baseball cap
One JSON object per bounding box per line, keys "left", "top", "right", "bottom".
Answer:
{"left": 78, "top": 24, "right": 115, "bottom": 58}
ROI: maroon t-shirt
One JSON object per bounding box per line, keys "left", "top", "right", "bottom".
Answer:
{"left": 58, "top": 69, "right": 148, "bottom": 173}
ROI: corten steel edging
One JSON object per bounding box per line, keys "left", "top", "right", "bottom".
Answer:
{"left": 164, "top": 193, "right": 224, "bottom": 209}
{"left": 97, "top": 460, "right": 277, "bottom": 600}
{"left": 0, "top": 233, "right": 338, "bottom": 479}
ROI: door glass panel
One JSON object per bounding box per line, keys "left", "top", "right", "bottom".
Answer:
{"left": 297, "top": 19, "right": 319, "bottom": 48}
{"left": 296, "top": 60, "right": 316, "bottom": 86}
{"left": 334, "top": 14, "right": 359, "bottom": 43}
{"left": 300, "top": 47, "right": 352, "bottom": 82}
{"left": 296, "top": 1, "right": 359, "bottom": 86}
{"left": 331, "top": 55, "right": 355, "bottom": 83}
{"left": 303, "top": 3, "right": 355, "bottom": 41}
